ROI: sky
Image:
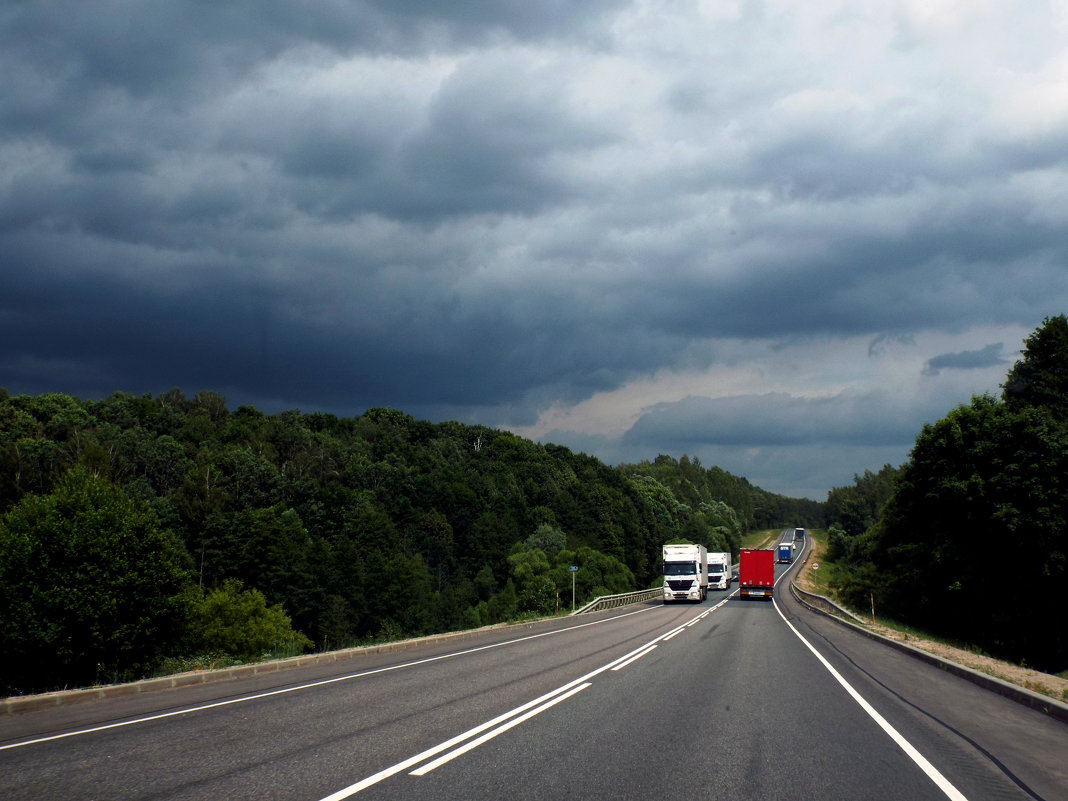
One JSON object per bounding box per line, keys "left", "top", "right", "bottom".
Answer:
{"left": 2, "top": 1, "right": 1066, "bottom": 499}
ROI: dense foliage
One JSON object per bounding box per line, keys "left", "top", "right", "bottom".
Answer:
{"left": 822, "top": 464, "right": 900, "bottom": 561}
{"left": 0, "top": 390, "right": 802, "bottom": 694}
{"left": 829, "top": 316, "right": 1068, "bottom": 672}
{"left": 0, "top": 468, "right": 193, "bottom": 690}
{"left": 619, "top": 454, "right": 823, "bottom": 542}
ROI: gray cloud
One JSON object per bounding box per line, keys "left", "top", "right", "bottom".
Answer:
{"left": 923, "top": 343, "right": 1010, "bottom": 376}
{"left": 622, "top": 391, "right": 936, "bottom": 450}
{"left": 1, "top": 1, "right": 1064, "bottom": 497}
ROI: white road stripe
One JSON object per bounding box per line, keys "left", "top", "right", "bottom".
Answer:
{"left": 610, "top": 644, "right": 658, "bottom": 671}
{"left": 774, "top": 600, "right": 969, "bottom": 801}
{"left": 319, "top": 599, "right": 728, "bottom": 798}
{"left": 410, "top": 684, "right": 591, "bottom": 775}
{"left": 1, "top": 605, "right": 659, "bottom": 752}
{"left": 315, "top": 636, "right": 671, "bottom": 800}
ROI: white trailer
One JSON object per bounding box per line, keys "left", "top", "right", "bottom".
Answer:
{"left": 662, "top": 543, "right": 708, "bottom": 603}
{"left": 706, "top": 551, "right": 732, "bottom": 590}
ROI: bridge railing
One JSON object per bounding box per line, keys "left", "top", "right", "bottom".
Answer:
{"left": 572, "top": 561, "right": 742, "bottom": 615}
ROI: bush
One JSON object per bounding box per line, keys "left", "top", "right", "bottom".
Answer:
{"left": 0, "top": 468, "right": 193, "bottom": 694}
{"left": 518, "top": 575, "right": 558, "bottom": 615}
{"left": 192, "top": 579, "right": 312, "bottom": 661}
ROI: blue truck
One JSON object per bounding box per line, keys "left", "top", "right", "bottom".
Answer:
{"left": 777, "top": 542, "right": 793, "bottom": 564}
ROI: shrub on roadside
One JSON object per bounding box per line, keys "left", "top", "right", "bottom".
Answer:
{"left": 192, "top": 579, "right": 312, "bottom": 661}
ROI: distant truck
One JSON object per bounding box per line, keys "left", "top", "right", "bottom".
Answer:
{"left": 662, "top": 543, "right": 708, "bottom": 603}
{"left": 707, "top": 552, "right": 732, "bottom": 590}
{"left": 794, "top": 527, "right": 805, "bottom": 541}
{"left": 777, "top": 542, "right": 793, "bottom": 564}
{"left": 738, "top": 548, "right": 775, "bottom": 600}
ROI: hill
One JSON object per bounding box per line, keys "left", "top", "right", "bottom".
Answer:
{"left": 0, "top": 389, "right": 813, "bottom": 693}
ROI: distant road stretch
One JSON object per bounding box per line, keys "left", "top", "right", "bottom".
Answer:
{"left": 2, "top": 533, "right": 1064, "bottom": 800}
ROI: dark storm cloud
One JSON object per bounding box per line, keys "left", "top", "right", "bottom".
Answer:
{"left": 2, "top": 1, "right": 626, "bottom": 97}
{"left": 622, "top": 392, "right": 930, "bottom": 451}
{"left": 2, "top": 1, "right": 1065, "bottom": 496}
{"left": 923, "top": 343, "right": 1009, "bottom": 376}
{"left": 607, "top": 391, "right": 951, "bottom": 499}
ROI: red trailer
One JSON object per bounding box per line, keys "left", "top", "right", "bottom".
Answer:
{"left": 738, "top": 548, "right": 775, "bottom": 600}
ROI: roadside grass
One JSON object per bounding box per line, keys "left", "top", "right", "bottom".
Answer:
{"left": 154, "top": 652, "right": 246, "bottom": 676}
{"left": 741, "top": 528, "right": 784, "bottom": 549}
{"left": 793, "top": 529, "right": 1068, "bottom": 703}
{"left": 793, "top": 527, "right": 841, "bottom": 597}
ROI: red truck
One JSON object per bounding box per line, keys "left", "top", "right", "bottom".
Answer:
{"left": 738, "top": 548, "right": 775, "bottom": 600}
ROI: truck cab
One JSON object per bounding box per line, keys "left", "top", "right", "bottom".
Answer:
{"left": 706, "top": 552, "right": 731, "bottom": 590}
{"left": 662, "top": 543, "right": 708, "bottom": 603}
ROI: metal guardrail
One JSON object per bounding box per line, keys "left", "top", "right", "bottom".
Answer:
{"left": 573, "top": 558, "right": 742, "bottom": 615}
{"left": 790, "top": 583, "right": 867, "bottom": 624}
{"left": 571, "top": 587, "right": 663, "bottom": 614}
{"left": 787, "top": 571, "right": 1068, "bottom": 723}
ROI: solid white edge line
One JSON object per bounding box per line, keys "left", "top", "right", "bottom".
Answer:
{"left": 773, "top": 600, "right": 969, "bottom": 801}
{"left": 410, "top": 683, "right": 592, "bottom": 776}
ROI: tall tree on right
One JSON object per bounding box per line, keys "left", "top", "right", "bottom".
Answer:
{"left": 1002, "top": 313, "right": 1068, "bottom": 420}
{"left": 852, "top": 316, "right": 1068, "bottom": 673}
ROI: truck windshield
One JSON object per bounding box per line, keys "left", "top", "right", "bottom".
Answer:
{"left": 664, "top": 562, "right": 696, "bottom": 576}
{"left": 708, "top": 565, "right": 723, "bottom": 573}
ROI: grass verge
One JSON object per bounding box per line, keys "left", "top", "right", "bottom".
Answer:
{"left": 741, "top": 528, "right": 786, "bottom": 549}
{"left": 793, "top": 529, "right": 1068, "bottom": 704}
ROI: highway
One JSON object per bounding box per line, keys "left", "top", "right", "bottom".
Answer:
{"left": 1, "top": 532, "right": 1064, "bottom": 800}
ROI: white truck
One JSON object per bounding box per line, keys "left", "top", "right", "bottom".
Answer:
{"left": 662, "top": 543, "right": 708, "bottom": 603}
{"left": 706, "top": 551, "right": 732, "bottom": 590}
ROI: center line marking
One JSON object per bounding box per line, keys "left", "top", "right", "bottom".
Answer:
{"left": 410, "top": 683, "right": 591, "bottom": 775}
{"left": 611, "top": 645, "right": 658, "bottom": 671}
{"left": 318, "top": 602, "right": 724, "bottom": 799}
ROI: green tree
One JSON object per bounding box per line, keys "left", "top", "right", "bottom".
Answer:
{"left": 1003, "top": 314, "right": 1068, "bottom": 420}
{"left": 192, "top": 579, "right": 312, "bottom": 661}
{"left": 524, "top": 523, "right": 567, "bottom": 558}
{"left": 552, "top": 546, "right": 635, "bottom": 603}
{"left": 508, "top": 546, "right": 551, "bottom": 594}
{"left": 0, "top": 468, "right": 194, "bottom": 693}
{"left": 854, "top": 393, "right": 1067, "bottom": 671}
{"left": 517, "top": 575, "right": 558, "bottom": 615}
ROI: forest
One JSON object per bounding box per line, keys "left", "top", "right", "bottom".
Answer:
{"left": 827, "top": 315, "right": 1068, "bottom": 674}
{"left": 0, "top": 390, "right": 818, "bottom": 694}
{"left": 6, "top": 316, "right": 1062, "bottom": 695}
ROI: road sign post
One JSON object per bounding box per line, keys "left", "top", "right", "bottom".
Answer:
{"left": 569, "top": 566, "right": 578, "bottom": 611}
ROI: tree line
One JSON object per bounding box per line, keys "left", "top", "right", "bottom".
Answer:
{"left": 0, "top": 392, "right": 815, "bottom": 695}
{"left": 825, "top": 315, "right": 1068, "bottom": 674}
{"left": 12, "top": 318, "right": 1058, "bottom": 693}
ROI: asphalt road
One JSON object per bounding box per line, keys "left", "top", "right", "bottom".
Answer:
{"left": 1, "top": 534, "right": 1064, "bottom": 800}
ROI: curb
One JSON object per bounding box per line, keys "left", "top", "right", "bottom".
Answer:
{"left": 2, "top": 621, "right": 529, "bottom": 715}
{"left": 788, "top": 579, "right": 1068, "bottom": 724}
